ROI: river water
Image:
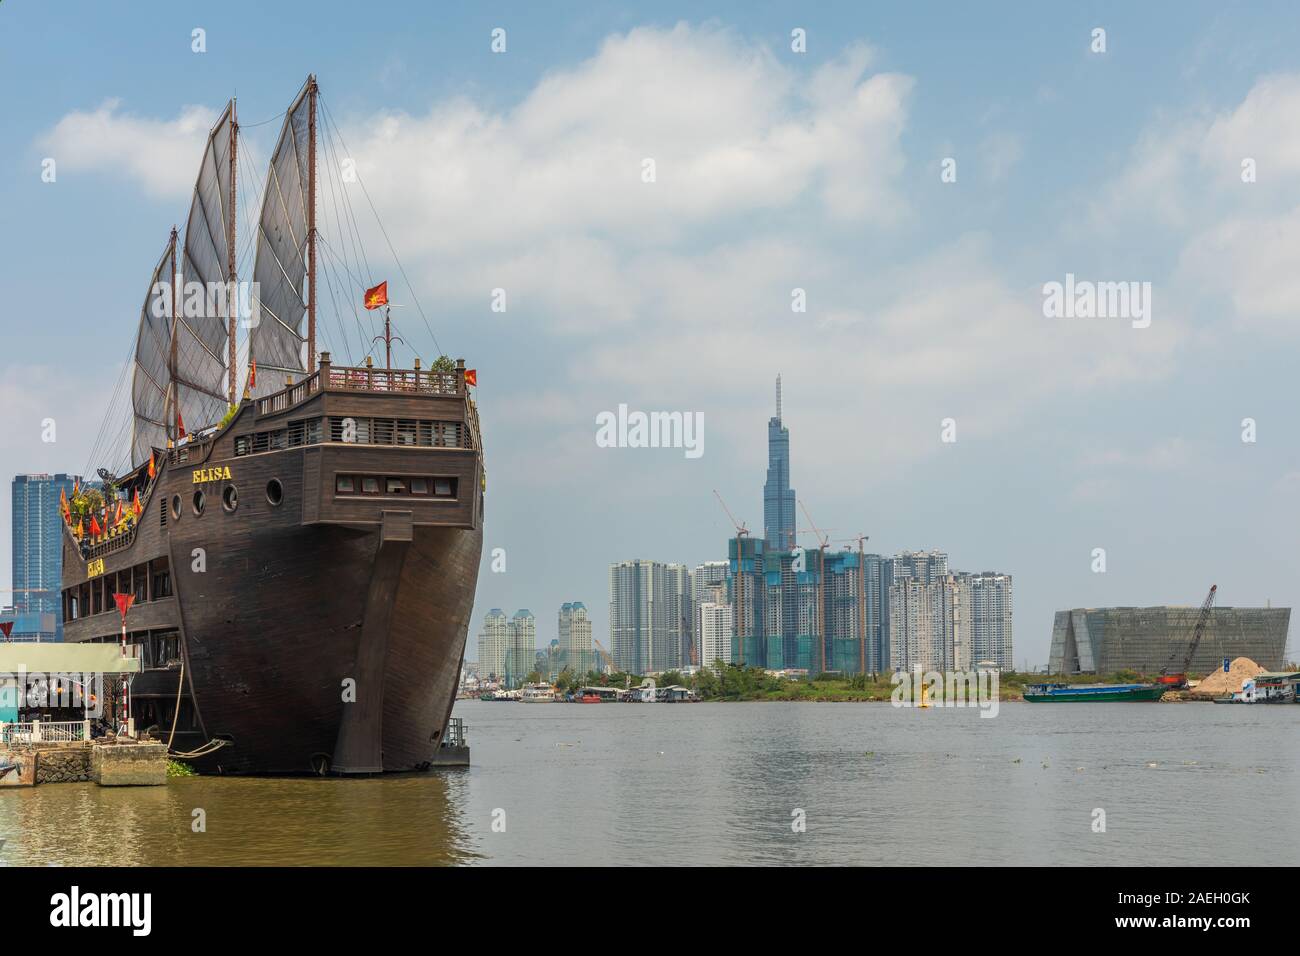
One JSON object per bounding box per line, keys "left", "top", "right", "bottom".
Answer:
{"left": 1, "top": 701, "right": 1296, "bottom": 866}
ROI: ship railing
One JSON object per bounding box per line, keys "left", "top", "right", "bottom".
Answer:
{"left": 325, "top": 365, "right": 462, "bottom": 396}
{"left": 251, "top": 352, "right": 471, "bottom": 417}
{"left": 255, "top": 370, "right": 324, "bottom": 416}
{"left": 442, "top": 717, "right": 466, "bottom": 749}
{"left": 0, "top": 721, "right": 90, "bottom": 746}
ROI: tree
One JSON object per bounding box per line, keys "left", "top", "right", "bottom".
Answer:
{"left": 430, "top": 355, "right": 457, "bottom": 374}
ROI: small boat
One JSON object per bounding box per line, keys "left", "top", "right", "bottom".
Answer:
{"left": 579, "top": 693, "right": 602, "bottom": 704}
{"left": 520, "top": 683, "right": 557, "bottom": 703}
{"left": 1025, "top": 682, "right": 1166, "bottom": 702}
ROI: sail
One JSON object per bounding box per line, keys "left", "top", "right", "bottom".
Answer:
{"left": 249, "top": 80, "right": 312, "bottom": 396}
{"left": 175, "top": 99, "right": 235, "bottom": 428}
{"left": 130, "top": 240, "right": 175, "bottom": 466}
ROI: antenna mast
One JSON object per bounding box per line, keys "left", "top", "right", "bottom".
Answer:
{"left": 306, "top": 75, "right": 318, "bottom": 373}
{"left": 775, "top": 374, "right": 782, "bottom": 422}
{"left": 168, "top": 226, "right": 179, "bottom": 445}
{"left": 228, "top": 99, "right": 238, "bottom": 406}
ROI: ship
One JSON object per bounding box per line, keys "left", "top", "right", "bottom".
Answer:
{"left": 57, "top": 76, "right": 484, "bottom": 774}
{"left": 1023, "top": 682, "right": 1166, "bottom": 702}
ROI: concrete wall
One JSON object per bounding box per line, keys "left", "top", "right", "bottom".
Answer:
{"left": 90, "top": 742, "right": 167, "bottom": 786}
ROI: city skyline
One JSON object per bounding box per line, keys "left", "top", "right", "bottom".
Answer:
{"left": 2, "top": 3, "right": 1298, "bottom": 669}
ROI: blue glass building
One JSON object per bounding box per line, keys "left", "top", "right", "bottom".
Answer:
{"left": 763, "top": 376, "right": 796, "bottom": 552}
{"left": 10, "top": 473, "right": 80, "bottom": 641}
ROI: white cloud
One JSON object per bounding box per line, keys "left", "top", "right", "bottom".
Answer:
{"left": 36, "top": 99, "right": 218, "bottom": 199}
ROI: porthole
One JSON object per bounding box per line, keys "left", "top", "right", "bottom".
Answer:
{"left": 192, "top": 490, "right": 206, "bottom": 516}
{"left": 222, "top": 484, "right": 238, "bottom": 513}
{"left": 266, "top": 478, "right": 283, "bottom": 506}
{"left": 171, "top": 495, "right": 182, "bottom": 520}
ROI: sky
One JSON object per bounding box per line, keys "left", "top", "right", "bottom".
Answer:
{"left": 1, "top": 1, "right": 1298, "bottom": 667}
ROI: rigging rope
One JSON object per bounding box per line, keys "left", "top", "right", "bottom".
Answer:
{"left": 320, "top": 96, "right": 445, "bottom": 358}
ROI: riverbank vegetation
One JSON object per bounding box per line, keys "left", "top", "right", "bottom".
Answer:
{"left": 545, "top": 664, "right": 1165, "bottom": 702}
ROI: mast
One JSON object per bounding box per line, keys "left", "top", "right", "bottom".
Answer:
{"left": 306, "top": 75, "right": 318, "bottom": 372}
{"left": 169, "top": 226, "right": 179, "bottom": 445}
{"left": 228, "top": 99, "right": 238, "bottom": 406}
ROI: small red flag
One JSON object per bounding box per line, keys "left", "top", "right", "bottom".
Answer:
{"left": 75, "top": 518, "right": 84, "bottom": 537}
{"left": 60, "top": 487, "right": 70, "bottom": 521}
{"left": 113, "top": 593, "right": 136, "bottom": 622}
{"left": 89, "top": 515, "right": 102, "bottom": 537}
{"left": 148, "top": 451, "right": 156, "bottom": 479}
{"left": 73, "top": 479, "right": 80, "bottom": 496}
{"left": 464, "top": 368, "right": 478, "bottom": 387}
{"left": 0, "top": 621, "right": 13, "bottom": 641}
{"left": 132, "top": 490, "right": 142, "bottom": 516}
{"left": 364, "top": 280, "right": 388, "bottom": 311}
{"left": 177, "top": 409, "right": 186, "bottom": 439}
{"left": 250, "top": 358, "right": 257, "bottom": 389}
{"left": 114, "top": 500, "right": 123, "bottom": 524}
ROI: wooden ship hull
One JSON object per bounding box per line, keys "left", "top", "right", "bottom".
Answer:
{"left": 61, "top": 356, "right": 484, "bottom": 773}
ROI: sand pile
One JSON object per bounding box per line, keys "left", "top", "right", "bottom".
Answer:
{"left": 1189, "top": 657, "right": 1265, "bottom": 697}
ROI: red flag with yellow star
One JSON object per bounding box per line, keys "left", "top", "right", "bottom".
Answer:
{"left": 364, "top": 281, "right": 388, "bottom": 310}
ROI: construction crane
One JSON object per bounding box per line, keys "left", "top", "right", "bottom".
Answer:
{"left": 1158, "top": 584, "right": 1217, "bottom": 688}
{"left": 713, "top": 490, "right": 752, "bottom": 666}
{"left": 798, "top": 500, "right": 830, "bottom": 675}
{"left": 592, "top": 638, "right": 615, "bottom": 673}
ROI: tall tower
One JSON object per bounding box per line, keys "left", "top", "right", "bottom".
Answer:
{"left": 763, "top": 375, "right": 796, "bottom": 552}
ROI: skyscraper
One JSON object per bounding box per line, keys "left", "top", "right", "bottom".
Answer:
{"left": 691, "top": 561, "right": 729, "bottom": 665}
{"left": 511, "top": 610, "right": 537, "bottom": 685}
{"left": 477, "top": 609, "right": 510, "bottom": 684}
{"left": 698, "top": 602, "right": 734, "bottom": 671}
{"left": 557, "top": 601, "right": 596, "bottom": 674}
{"left": 965, "top": 572, "right": 1013, "bottom": 671}
{"left": 888, "top": 571, "right": 970, "bottom": 673}
{"left": 476, "top": 608, "right": 537, "bottom": 688}
{"left": 10, "top": 473, "right": 80, "bottom": 641}
{"left": 609, "top": 559, "right": 690, "bottom": 674}
{"left": 763, "top": 375, "right": 796, "bottom": 552}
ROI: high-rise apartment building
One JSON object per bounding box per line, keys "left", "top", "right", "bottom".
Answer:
{"left": 888, "top": 571, "right": 970, "bottom": 673}
{"left": 609, "top": 560, "right": 690, "bottom": 674}
{"left": 691, "top": 561, "right": 729, "bottom": 665}
{"left": 557, "top": 601, "right": 597, "bottom": 675}
{"left": 477, "top": 609, "right": 510, "bottom": 684}
{"left": 698, "top": 602, "right": 734, "bottom": 671}
{"left": 964, "top": 572, "right": 1013, "bottom": 671}
{"left": 476, "top": 608, "right": 537, "bottom": 688}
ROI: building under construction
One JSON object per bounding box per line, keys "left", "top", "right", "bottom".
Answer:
{"left": 1048, "top": 605, "right": 1291, "bottom": 674}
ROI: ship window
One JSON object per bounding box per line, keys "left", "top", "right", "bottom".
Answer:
{"left": 433, "top": 478, "right": 456, "bottom": 498}
{"left": 234, "top": 435, "right": 250, "bottom": 456}
{"left": 335, "top": 475, "right": 355, "bottom": 494}
{"left": 171, "top": 495, "right": 182, "bottom": 520}
{"left": 386, "top": 478, "right": 406, "bottom": 495}
{"left": 409, "top": 478, "right": 429, "bottom": 496}
{"left": 222, "top": 485, "right": 238, "bottom": 513}
{"left": 192, "top": 490, "right": 205, "bottom": 516}
{"left": 266, "top": 478, "right": 283, "bottom": 505}
{"left": 361, "top": 477, "right": 380, "bottom": 494}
